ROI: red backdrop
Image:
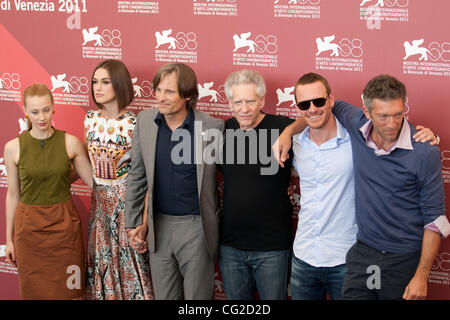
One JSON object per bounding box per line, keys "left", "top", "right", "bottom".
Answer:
{"left": 0, "top": 0, "right": 449, "bottom": 300}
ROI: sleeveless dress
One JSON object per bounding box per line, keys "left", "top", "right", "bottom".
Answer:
{"left": 14, "top": 129, "right": 85, "bottom": 299}
{"left": 84, "top": 110, "right": 153, "bottom": 300}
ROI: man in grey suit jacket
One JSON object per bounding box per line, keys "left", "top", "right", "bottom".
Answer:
{"left": 125, "top": 62, "right": 224, "bottom": 300}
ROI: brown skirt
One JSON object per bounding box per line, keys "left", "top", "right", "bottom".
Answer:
{"left": 14, "top": 199, "right": 85, "bottom": 300}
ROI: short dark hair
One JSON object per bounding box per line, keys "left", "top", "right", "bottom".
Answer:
{"left": 152, "top": 62, "right": 199, "bottom": 109}
{"left": 294, "top": 72, "right": 331, "bottom": 103}
{"left": 91, "top": 59, "right": 134, "bottom": 111}
{"left": 363, "top": 74, "right": 407, "bottom": 112}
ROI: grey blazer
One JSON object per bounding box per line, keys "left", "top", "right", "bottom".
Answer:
{"left": 124, "top": 108, "right": 225, "bottom": 260}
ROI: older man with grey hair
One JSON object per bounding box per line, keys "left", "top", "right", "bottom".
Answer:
{"left": 218, "top": 69, "right": 294, "bottom": 300}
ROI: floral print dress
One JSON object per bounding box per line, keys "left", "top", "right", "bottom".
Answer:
{"left": 84, "top": 110, "right": 153, "bottom": 300}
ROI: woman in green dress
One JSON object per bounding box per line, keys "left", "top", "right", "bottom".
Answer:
{"left": 4, "top": 83, "right": 93, "bottom": 299}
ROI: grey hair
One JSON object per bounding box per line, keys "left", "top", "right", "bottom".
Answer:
{"left": 224, "top": 69, "right": 266, "bottom": 101}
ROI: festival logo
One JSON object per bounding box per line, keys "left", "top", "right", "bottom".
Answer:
{"left": 274, "top": 86, "right": 299, "bottom": 118}
{"left": 81, "top": 26, "right": 122, "bottom": 60}
{"left": 196, "top": 81, "right": 230, "bottom": 118}
{"left": 193, "top": 0, "right": 237, "bottom": 16}
{"left": 315, "top": 35, "right": 364, "bottom": 72}
{"left": 402, "top": 38, "right": 450, "bottom": 77}
{"left": 430, "top": 250, "right": 450, "bottom": 286}
{"left": 129, "top": 77, "right": 157, "bottom": 111}
{"left": 117, "top": 0, "right": 159, "bottom": 14}
{"left": 360, "top": 0, "right": 409, "bottom": 24}
{"left": 0, "top": 72, "right": 21, "bottom": 102}
{"left": 404, "top": 39, "right": 431, "bottom": 61}
{"left": 232, "top": 32, "right": 278, "bottom": 68}
{"left": 273, "top": 0, "right": 320, "bottom": 19}
{"left": 50, "top": 73, "right": 90, "bottom": 107}
{"left": 154, "top": 29, "right": 198, "bottom": 64}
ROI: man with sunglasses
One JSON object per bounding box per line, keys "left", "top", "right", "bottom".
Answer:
{"left": 276, "top": 74, "right": 448, "bottom": 300}
{"left": 289, "top": 72, "right": 357, "bottom": 300}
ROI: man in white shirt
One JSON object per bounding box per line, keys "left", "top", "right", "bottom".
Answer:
{"left": 290, "top": 73, "right": 357, "bottom": 300}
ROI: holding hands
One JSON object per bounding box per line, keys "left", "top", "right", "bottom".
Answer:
{"left": 127, "top": 224, "right": 148, "bottom": 254}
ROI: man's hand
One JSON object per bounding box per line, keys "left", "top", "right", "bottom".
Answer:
{"left": 403, "top": 230, "right": 441, "bottom": 300}
{"left": 273, "top": 132, "right": 292, "bottom": 168}
{"left": 402, "top": 274, "right": 428, "bottom": 300}
{"left": 127, "top": 225, "right": 148, "bottom": 254}
{"left": 273, "top": 118, "right": 308, "bottom": 167}
{"left": 413, "top": 125, "right": 438, "bottom": 145}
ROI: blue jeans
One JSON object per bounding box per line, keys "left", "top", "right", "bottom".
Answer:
{"left": 290, "top": 255, "right": 347, "bottom": 300}
{"left": 219, "top": 245, "right": 290, "bottom": 300}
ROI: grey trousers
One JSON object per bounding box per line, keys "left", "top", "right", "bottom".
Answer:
{"left": 149, "top": 214, "right": 215, "bottom": 300}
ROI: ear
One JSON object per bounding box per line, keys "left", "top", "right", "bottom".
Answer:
{"left": 259, "top": 96, "right": 265, "bottom": 109}
{"left": 362, "top": 105, "right": 372, "bottom": 120}
{"left": 328, "top": 92, "right": 335, "bottom": 108}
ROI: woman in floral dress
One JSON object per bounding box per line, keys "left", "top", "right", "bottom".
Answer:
{"left": 84, "top": 59, "right": 153, "bottom": 299}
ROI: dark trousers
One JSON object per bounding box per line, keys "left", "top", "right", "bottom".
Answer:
{"left": 342, "top": 241, "right": 421, "bottom": 300}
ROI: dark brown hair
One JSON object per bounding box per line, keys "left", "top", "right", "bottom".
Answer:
{"left": 152, "top": 62, "right": 199, "bottom": 109}
{"left": 294, "top": 72, "right": 331, "bottom": 103}
{"left": 91, "top": 59, "right": 134, "bottom": 111}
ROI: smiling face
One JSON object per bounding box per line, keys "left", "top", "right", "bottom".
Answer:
{"left": 92, "top": 67, "right": 117, "bottom": 107}
{"left": 230, "top": 82, "right": 265, "bottom": 130}
{"left": 24, "top": 94, "right": 54, "bottom": 132}
{"left": 295, "top": 81, "right": 334, "bottom": 131}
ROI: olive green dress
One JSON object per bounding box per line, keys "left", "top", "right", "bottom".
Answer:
{"left": 14, "top": 129, "right": 85, "bottom": 299}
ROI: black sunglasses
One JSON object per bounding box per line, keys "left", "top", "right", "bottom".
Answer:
{"left": 296, "top": 97, "right": 328, "bottom": 111}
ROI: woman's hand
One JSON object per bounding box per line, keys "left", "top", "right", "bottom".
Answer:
{"left": 5, "top": 241, "right": 17, "bottom": 267}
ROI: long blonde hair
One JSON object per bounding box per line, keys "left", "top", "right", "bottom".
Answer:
{"left": 23, "top": 83, "right": 54, "bottom": 129}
